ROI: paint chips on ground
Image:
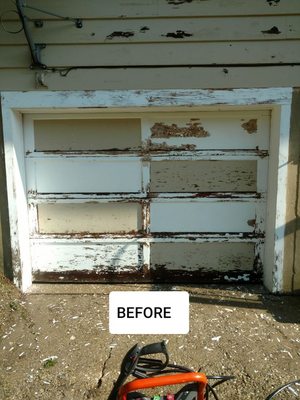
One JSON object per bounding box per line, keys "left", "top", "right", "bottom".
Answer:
{"left": 109, "top": 291, "right": 189, "bottom": 334}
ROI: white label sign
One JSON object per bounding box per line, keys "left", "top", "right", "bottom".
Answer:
{"left": 109, "top": 291, "right": 189, "bottom": 334}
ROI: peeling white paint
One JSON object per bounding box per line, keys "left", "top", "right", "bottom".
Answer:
{"left": 1, "top": 89, "right": 293, "bottom": 291}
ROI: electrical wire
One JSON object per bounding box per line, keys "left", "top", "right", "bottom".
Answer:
{"left": 265, "top": 380, "right": 300, "bottom": 400}
{"left": 0, "top": 9, "right": 23, "bottom": 33}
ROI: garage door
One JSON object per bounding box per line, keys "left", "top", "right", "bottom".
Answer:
{"left": 24, "top": 110, "right": 269, "bottom": 283}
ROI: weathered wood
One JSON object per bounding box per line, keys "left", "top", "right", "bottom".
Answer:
{"left": 0, "top": 67, "right": 292, "bottom": 92}
{"left": 37, "top": 202, "right": 142, "bottom": 234}
{"left": 2, "top": 88, "right": 292, "bottom": 109}
{"left": 0, "top": 99, "right": 13, "bottom": 280}
{"left": 32, "top": 269, "right": 262, "bottom": 283}
{"left": 150, "top": 160, "right": 257, "bottom": 193}
{"left": 145, "top": 112, "right": 270, "bottom": 150}
{"left": 34, "top": 118, "right": 141, "bottom": 151}
{"left": 1, "top": 16, "right": 300, "bottom": 45}
{"left": 0, "top": 67, "right": 299, "bottom": 90}
{"left": 1, "top": 89, "right": 292, "bottom": 290}
{"left": 150, "top": 242, "right": 255, "bottom": 272}
{"left": 1, "top": 41, "right": 300, "bottom": 68}
{"left": 30, "top": 241, "right": 142, "bottom": 272}
{"left": 1, "top": 0, "right": 299, "bottom": 19}
{"left": 150, "top": 200, "right": 258, "bottom": 233}
{"left": 26, "top": 157, "right": 143, "bottom": 193}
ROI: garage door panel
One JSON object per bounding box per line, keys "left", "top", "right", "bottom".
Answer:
{"left": 34, "top": 118, "right": 141, "bottom": 151}
{"left": 24, "top": 110, "right": 269, "bottom": 283}
{"left": 26, "top": 158, "right": 142, "bottom": 193}
{"left": 31, "top": 241, "right": 142, "bottom": 272}
{"left": 150, "top": 160, "right": 257, "bottom": 192}
{"left": 150, "top": 201, "right": 257, "bottom": 233}
{"left": 38, "top": 202, "right": 142, "bottom": 234}
{"left": 145, "top": 113, "right": 269, "bottom": 150}
{"left": 150, "top": 242, "right": 255, "bottom": 271}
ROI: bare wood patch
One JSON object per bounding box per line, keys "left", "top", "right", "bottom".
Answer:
{"left": 151, "top": 121, "right": 209, "bottom": 138}
{"left": 241, "top": 119, "right": 258, "bottom": 134}
{"left": 145, "top": 139, "right": 196, "bottom": 152}
{"left": 247, "top": 219, "right": 256, "bottom": 227}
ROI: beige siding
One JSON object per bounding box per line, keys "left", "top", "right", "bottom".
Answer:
{"left": 2, "top": 42, "right": 300, "bottom": 68}
{"left": 2, "top": 16, "right": 300, "bottom": 45}
{"left": 2, "top": 0, "right": 300, "bottom": 18}
{"left": 0, "top": 0, "right": 299, "bottom": 89}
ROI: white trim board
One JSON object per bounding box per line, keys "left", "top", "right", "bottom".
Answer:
{"left": 1, "top": 88, "right": 293, "bottom": 292}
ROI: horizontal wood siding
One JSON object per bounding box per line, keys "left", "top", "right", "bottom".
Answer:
{"left": 2, "top": 41, "right": 300, "bottom": 68}
{"left": 2, "top": 0, "right": 300, "bottom": 19}
{"left": 0, "top": 0, "right": 299, "bottom": 89}
{"left": 1, "top": 16, "right": 300, "bottom": 45}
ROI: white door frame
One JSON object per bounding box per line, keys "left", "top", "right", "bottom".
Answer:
{"left": 1, "top": 88, "right": 293, "bottom": 292}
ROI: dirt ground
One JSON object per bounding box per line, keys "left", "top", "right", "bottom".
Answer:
{"left": 1, "top": 273, "right": 300, "bottom": 400}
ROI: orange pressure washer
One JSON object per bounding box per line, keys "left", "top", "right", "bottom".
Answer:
{"left": 107, "top": 341, "right": 233, "bottom": 400}
{"left": 107, "top": 341, "right": 300, "bottom": 400}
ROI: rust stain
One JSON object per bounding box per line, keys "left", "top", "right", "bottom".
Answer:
{"left": 41, "top": 231, "right": 144, "bottom": 239}
{"left": 247, "top": 219, "right": 256, "bottom": 227}
{"left": 106, "top": 31, "right": 134, "bottom": 39}
{"left": 163, "top": 30, "right": 193, "bottom": 39}
{"left": 151, "top": 121, "right": 209, "bottom": 138}
{"left": 144, "top": 139, "right": 196, "bottom": 152}
{"left": 255, "top": 147, "right": 268, "bottom": 158}
{"left": 261, "top": 26, "right": 281, "bottom": 34}
{"left": 241, "top": 119, "right": 257, "bottom": 134}
{"left": 141, "top": 200, "right": 150, "bottom": 232}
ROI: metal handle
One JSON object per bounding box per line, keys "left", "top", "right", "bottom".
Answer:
{"left": 118, "top": 372, "right": 208, "bottom": 400}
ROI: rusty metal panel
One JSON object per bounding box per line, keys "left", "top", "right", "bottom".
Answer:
{"left": 150, "top": 160, "right": 257, "bottom": 192}
{"left": 31, "top": 241, "right": 142, "bottom": 272}
{"left": 38, "top": 202, "right": 142, "bottom": 234}
{"left": 150, "top": 200, "right": 257, "bottom": 233}
{"left": 26, "top": 157, "right": 142, "bottom": 193}
{"left": 150, "top": 242, "right": 255, "bottom": 272}
{"left": 34, "top": 119, "right": 141, "bottom": 151}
